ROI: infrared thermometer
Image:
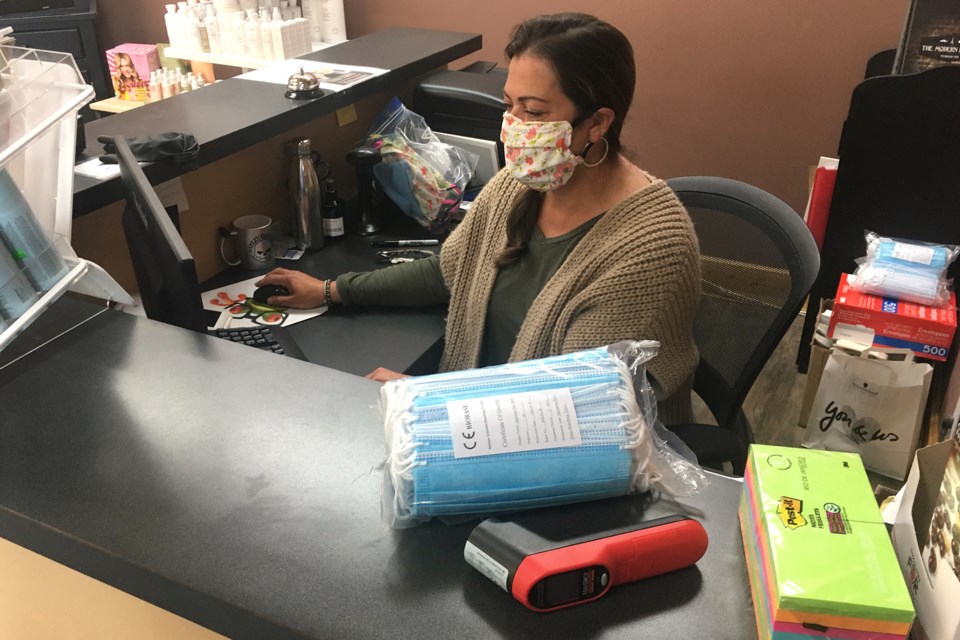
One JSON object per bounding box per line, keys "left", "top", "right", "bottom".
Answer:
{"left": 465, "top": 513, "right": 708, "bottom": 612}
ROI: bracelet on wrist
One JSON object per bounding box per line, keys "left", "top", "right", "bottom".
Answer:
{"left": 323, "top": 279, "right": 332, "bottom": 306}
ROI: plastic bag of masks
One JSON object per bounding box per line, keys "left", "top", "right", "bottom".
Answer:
{"left": 379, "top": 341, "right": 709, "bottom": 529}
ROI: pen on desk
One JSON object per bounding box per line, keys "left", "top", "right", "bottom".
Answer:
{"left": 370, "top": 239, "right": 440, "bottom": 247}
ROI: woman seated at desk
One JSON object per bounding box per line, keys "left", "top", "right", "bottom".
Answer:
{"left": 258, "top": 12, "right": 701, "bottom": 424}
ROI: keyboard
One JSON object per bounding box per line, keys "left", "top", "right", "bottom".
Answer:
{"left": 209, "top": 324, "right": 307, "bottom": 360}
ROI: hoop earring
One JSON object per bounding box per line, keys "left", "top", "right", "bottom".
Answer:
{"left": 581, "top": 137, "right": 610, "bottom": 168}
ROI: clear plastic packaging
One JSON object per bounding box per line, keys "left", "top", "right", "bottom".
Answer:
{"left": 851, "top": 260, "right": 949, "bottom": 307}
{"left": 379, "top": 341, "right": 708, "bottom": 529}
{"left": 359, "top": 96, "right": 478, "bottom": 234}
{"left": 0, "top": 168, "right": 69, "bottom": 292}
{"left": 0, "top": 45, "right": 133, "bottom": 351}
{"left": 850, "top": 230, "right": 957, "bottom": 306}
{"left": 0, "top": 239, "right": 38, "bottom": 320}
{"left": 864, "top": 230, "right": 959, "bottom": 273}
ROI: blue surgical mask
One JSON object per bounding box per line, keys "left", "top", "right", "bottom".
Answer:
{"left": 380, "top": 343, "right": 687, "bottom": 528}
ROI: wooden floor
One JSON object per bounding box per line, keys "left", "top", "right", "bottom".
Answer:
{"left": 696, "top": 311, "right": 904, "bottom": 491}
{"left": 691, "top": 312, "right": 806, "bottom": 448}
{"left": 741, "top": 313, "right": 808, "bottom": 449}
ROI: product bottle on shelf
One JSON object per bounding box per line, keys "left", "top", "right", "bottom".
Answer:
{"left": 204, "top": 3, "right": 222, "bottom": 54}
{"left": 196, "top": 4, "right": 210, "bottom": 51}
{"left": 164, "top": 4, "right": 181, "bottom": 48}
{"left": 301, "top": 0, "right": 321, "bottom": 45}
{"left": 297, "top": 14, "right": 311, "bottom": 55}
{"left": 267, "top": 7, "right": 282, "bottom": 60}
{"left": 321, "top": 178, "right": 344, "bottom": 240}
{"left": 148, "top": 71, "right": 163, "bottom": 101}
{"left": 259, "top": 8, "right": 274, "bottom": 61}
{"left": 219, "top": 11, "right": 235, "bottom": 55}
{"left": 319, "top": 0, "right": 345, "bottom": 44}
{"left": 244, "top": 9, "right": 263, "bottom": 59}
{"left": 231, "top": 11, "right": 248, "bottom": 55}
{"left": 179, "top": 2, "right": 203, "bottom": 51}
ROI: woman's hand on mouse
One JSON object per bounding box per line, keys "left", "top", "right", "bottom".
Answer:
{"left": 365, "top": 367, "right": 409, "bottom": 383}
{"left": 255, "top": 268, "right": 328, "bottom": 308}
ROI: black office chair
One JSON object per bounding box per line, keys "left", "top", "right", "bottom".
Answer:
{"left": 665, "top": 176, "right": 821, "bottom": 475}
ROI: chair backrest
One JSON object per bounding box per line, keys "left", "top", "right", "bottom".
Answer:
{"left": 667, "top": 176, "right": 820, "bottom": 446}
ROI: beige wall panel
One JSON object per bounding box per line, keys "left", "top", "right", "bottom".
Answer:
{"left": 0, "top": 537, "right": 226, "bottom": 639}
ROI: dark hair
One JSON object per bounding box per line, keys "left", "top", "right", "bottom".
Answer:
{"left": 496, "top": 13, "right": 636, "bottom": 267}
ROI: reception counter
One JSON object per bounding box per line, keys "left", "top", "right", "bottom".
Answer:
{"left": 0, "top": 296, "right": 757, "bottom": 639}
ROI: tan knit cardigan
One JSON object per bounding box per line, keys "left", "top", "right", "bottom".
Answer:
{"left": 439, "top": 170, "right": 701, "bottom": 425}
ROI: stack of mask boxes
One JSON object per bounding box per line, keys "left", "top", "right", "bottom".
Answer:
{"left": 739, "top": 444, "right": 915, "bottom": 639}
{"left": 829, "top": 273, "right": 956, "bottom": 363}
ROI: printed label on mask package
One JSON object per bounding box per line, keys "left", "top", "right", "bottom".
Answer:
{"left": 447, "top": 388, "right": 581, "bottom": 459}
{"left": 892, "top": 242, "right": 934, "bottom": 266}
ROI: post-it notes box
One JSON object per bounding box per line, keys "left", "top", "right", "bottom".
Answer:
{"left": 828, "top": 273, "right": 956, "bottom": 361}
{"left": 739, "top": 444, "right": 914, "bottom": 638}
{"left": 105, "top": 44, "right": 161, "bottom": 101}
{"left": 892, "top": 439, "right": 960, "bottom": 640}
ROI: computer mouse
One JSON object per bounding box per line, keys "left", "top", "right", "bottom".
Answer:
{"left": 252, "top": 284, "right": 290, "bottom": 304}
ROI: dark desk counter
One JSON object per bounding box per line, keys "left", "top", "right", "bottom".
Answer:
{"left": 0, "top": 297, "right": 756, "bottom": 639}
{"left": 204, "top": 231, "right": 447, "bottom": 376}
{"left": 75, "top": 28, "right": 482, "bottom": 216}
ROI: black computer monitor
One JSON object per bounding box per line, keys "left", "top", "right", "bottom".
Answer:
{"left": 116, "top": 136, "right": 208, "bottom": 333}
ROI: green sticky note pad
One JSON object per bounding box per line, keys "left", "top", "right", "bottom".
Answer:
{"left": 744, "top": 445, "right": 914, "bottom": 624}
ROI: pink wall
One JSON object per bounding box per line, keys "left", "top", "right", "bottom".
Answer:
{"left": 95, "top": 0, "right": 910, "bottom": 213}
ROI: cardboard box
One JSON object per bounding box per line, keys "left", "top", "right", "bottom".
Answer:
{"left": 106, "top": 44, "right": 161, "bottom": 101}
{"left": 892, "top": 439, "right": 960, "bottom": 640}
{"left": 829, "top": 273, "right": 957, "bottom": 362}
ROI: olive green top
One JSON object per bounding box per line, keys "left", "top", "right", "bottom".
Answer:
{"left": 479, "top": 217, "right": 600, "bottom": 366}
{"left": 336, "top": 256, "right": 448, "bottom": 307}
{"left": 336, "top": 216, "right": 599, "bottom": 368}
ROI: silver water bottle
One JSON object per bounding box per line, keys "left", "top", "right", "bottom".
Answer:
{"left": 292, "top": 138, "right": 324, "bottom": 251}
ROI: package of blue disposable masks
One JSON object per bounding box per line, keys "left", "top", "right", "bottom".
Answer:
{"left": 851, "top": 230, "right": 959, "bottom": 306}
{"left": 379, "top": 341, "right": 709, "bottom": 529}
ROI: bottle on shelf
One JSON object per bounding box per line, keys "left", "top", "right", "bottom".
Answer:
{"left": 321, "top": 178, "right": 344, "bottom": 240}
{"left": 244, "top": 9, "right": 264, "bottom": 59}
{"left": 148, "top": 71, "right": 163, "bottom": 101}
{"left": 301, "top": 0, "right": 321, "bottom": 44}
{"left": 230, "top": 10, "right": 248, "bottom": 55}
{"left": 259, "top": 8, "right": 275, "bottom": 61}
{"left": 164, "top": 4, "right": 181, "bottom": 49}
{"left": 319, "top": 0, "right": 345, "bottom": 44}
{"left": 204, "top": 3, "right": 222, "bottom": 54}
{"left": 270, "top": 7, "right": 286, "bottom": 59}
{"left": 179, "top": 2, "right": 203, "bottom": 51}
{"left": 196, "top": 4, "right": 210, "bottom": 51}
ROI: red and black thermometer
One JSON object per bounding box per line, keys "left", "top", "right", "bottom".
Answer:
{"left": 464, "top": 513, "right": 708, "bottom": 612}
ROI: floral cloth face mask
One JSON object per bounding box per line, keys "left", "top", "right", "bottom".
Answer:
{"left": 500, "top": 111, "right": 584, "bottom": 192}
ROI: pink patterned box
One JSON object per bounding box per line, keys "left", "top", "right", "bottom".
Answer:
{"left": 106, "top": 44, "right": 161, "bottom": 100}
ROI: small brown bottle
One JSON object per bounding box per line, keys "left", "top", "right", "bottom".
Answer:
{"left": 321, "top": 178, "right": 345, "bottom": 240}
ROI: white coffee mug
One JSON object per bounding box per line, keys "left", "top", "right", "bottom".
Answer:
{"left": 219, "top": 215, "right": 275, "bottom": 271}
